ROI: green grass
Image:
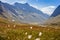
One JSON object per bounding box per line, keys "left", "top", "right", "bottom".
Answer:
{"left": 0, "top": 24, "right": 60, "bottom": 40}
{"left": 0, "top": 18, "right": 60, "bottom": 40}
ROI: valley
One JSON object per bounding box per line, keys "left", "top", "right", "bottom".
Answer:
{"left": 0, "top": 1, "right": 60, "bottom": 40}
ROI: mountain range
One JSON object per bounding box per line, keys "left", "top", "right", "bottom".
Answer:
{"left": 0, "top": 1, "right": 49, "bottom": 24}
{"left": 51, "top": 5, "right": 60, "bottom": 17}
{"left": 0, "top": 1, "right": 60, "bottom": 25}
{"left": 45, "top": 5, "right": 60, "bottom": 25}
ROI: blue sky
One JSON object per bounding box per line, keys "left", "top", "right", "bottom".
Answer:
{"left": 0, "top": 0, "right": 60, "bottom": 15}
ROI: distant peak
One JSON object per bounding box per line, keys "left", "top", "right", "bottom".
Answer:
{"left": 57, "top": 5, "right": 60, "bottom": 8}
{"left": 14, "top": 2, "right": 29, "bottom": 5}
{"left": 51, "top": 5, "right": 60, "bottom": 17}
{"left": 0, "top": 1, "right": 3, "bottom": 5}
{"left": 0, "top": 1, "right": 2, "bottom": 4}
{"left": 15, "top": 2, "right": 20, "bottom": 4}
{"left": 0, "top": 1, "right": 1, "bottom": 2}
{"left": 24, "top": 3, "right": 29, "bottom": 5}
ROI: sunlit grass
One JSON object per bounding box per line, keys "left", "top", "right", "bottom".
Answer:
{"left": 0, "top": 24, "right": 60, "bottom": 40}
{"left": 0, "top": 18, "right": 60, "bottom": 40}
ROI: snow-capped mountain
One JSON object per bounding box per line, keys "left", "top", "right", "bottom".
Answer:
{"left": 45, "top": 5, "right": 60, "bottom": 25}
{"left": 51, "top": 5, "right": 60, "bottom": 17}
{"left": 0, "top": 1, "right": 49, "bottom": 24}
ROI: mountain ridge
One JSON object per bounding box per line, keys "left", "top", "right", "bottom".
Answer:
{"left": 51, "top": 5, "right": 60, "bottom": 17}
{"left": 45, "top": 5, "right": 60, "bottom": 25}
{"left": 0, "top": 1, "right": 49, "bottom": 24}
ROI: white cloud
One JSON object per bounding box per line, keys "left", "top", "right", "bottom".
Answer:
{"left": 0, "top": 0, "right": 28, "bottom": 4}
{"left": 40, "top": 6, "right": 56, "bottom": 15}
{"left": 30, "top": 5, "right": 38, "bottom": 9}
{"left": 16, "top": 0, "right": 28, "bottom": 3}
{"left": 30, "top": 5, "right": 56, "bottom": 15}
{"left": 0, "top": 0, "right": 7, "bottom": 2}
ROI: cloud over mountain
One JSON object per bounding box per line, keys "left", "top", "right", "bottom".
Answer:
{"left": 40, "top": 6, "right": 56, "bottom": 15}
{"left": 0, "top": 0, "right": 28, "bottom": 4}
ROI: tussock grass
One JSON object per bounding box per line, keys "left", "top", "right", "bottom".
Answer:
{"left": 0, "top": 18, "right": 60, "bottom": 40}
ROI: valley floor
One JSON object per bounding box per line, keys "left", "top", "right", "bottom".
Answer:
{"left": 0, "top": 18, "right": 60, "bottom": 40}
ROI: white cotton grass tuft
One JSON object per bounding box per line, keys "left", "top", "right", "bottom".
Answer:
{"left": 17, "top": 39, "right": 20, "bottom": 40}
{"left": 28, "top": 35, "right": 32, "bottom": 39}
{"left": 25, "top": 32, "right": 27, "bottom": 35}
{"left": 39, "top": 32, "right": 42, "bottom": 36}
{"left": 13, "top": 25, "right": 16, "bottom": 28}
{"left": 12, "top": 19, "right": 15, "bottom": 22}
{"left": 30, "top": 26, "right": 32, "bottom": 29}
{"left": 48, "top": 29, "right": 50, "bottom": 30}
{"left": 8, "top": 36, "right": 10, "bottom": 39}
{"left": 8, "top": 25, "right": 10, "bottom": 27}
{"left": 35, "top": 38, "right": 40, "bottom": 40}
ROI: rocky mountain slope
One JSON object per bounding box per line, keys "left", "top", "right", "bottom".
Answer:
{"left": 51, "top": 5, "right": 60, "bottom": 17}
{"left": 45, "top": 5, "right": 60, "bottom": 25}
{"left": 0, "top": 1, "right": 49, "bottom": 24}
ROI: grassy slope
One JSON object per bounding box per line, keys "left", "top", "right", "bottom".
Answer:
{"left": 0, "top": 17, "right": 60, "bottom": 40}
{"left": 45, "top": 15, "right": 60, "bottom": 25}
